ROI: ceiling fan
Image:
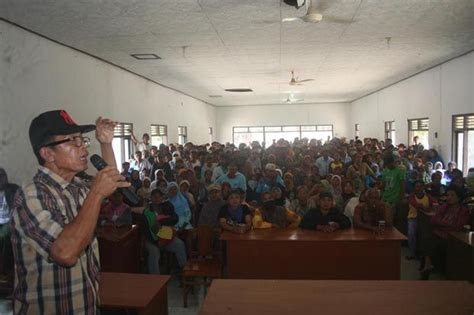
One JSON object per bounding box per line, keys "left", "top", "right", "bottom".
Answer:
{"left": 283, "top": 93, "right": 304, "bottom": 103}
{"left": 288, "top": 70, "right": 314, "bottom": 86}
{"left": 282, "top": 0, "right": 354, "bottom": 24}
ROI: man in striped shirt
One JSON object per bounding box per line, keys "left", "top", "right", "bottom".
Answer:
{"left": 10, "top": 110, "right": 129, "bottom": 314}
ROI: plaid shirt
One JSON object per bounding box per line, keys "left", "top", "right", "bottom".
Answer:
{"left": 10, "top": 167, "right": 100, "bottom": 315}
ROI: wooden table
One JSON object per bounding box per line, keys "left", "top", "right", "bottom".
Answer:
{"left": 221, "top": 228, "right": 406, "bottom": 280}
{"left": 100, "top": 272, "right": 170, "bottom": 315}
{"left": 199, "top": 279, "right": 474, "bottom": 315}
{"left": 97, "top": 225, "right": 140, "bottom": 273}
{"left": 447, "top": 231, "right": 474, "bottom": 283}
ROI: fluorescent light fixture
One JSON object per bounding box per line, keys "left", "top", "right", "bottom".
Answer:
{"left": 130, "top": 53, "right": 161, "bottom": 60}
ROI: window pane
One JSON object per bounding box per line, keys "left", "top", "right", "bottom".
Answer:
{"left": 467, "top": 130, "right": 474, "bottom": 175}
{"left": 234, "top": 127, "right": 248, "bottom": 133}
{"left": 112, "top": 138, "right": 123, "bottom": 168}
{"left": 420, "top": 119, "right": 429, "bottom": 130}
{"left": 454, "top": 116, "right": 464, "bottom": 130}
{"left": 301, "top": 126, "right": 316, "bottom": 131}
{"left": 151, "top": 135, "right": 166, "bottom": 146}
{"left": 409, "top": 119, "right": 418, "bottom": 131}
{"left": 264, "top": 126, "right": 281, "bottom": 132}
{"left": 151, "top": 124, "right": 167, "bottom": 136}
{"left": 410, "top": 130, "right": 429, "bottom": 149}
{"left": 390, "top": 131, "right": 396, "bottom": 144}
{"left": 124, "top": 139, "right": 132, "bottom": 161}
{"left": 282, "top": 126, "right": 300, "bottom": 132}
{"left": 265, "top": 131, "right": 300, "bottom": 144}
{"left": 467, "top": 115, "right": 474, "bottom": 130}
{"left": 456, "top": 132, "right": 464, "bottom": 172}
{"left": 317, "top": 125, "right": 333, "bottom": 131}
{"left": 249, "top": 127, "right": 264, "bottom": 132}
{"left": 233, "top": 132, "right": 264, "bottom": 146}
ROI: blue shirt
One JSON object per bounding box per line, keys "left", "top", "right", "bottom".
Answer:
{"left": 216, "top": 172, "right": 247, "bottom": 192}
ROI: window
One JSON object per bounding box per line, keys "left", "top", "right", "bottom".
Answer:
{"left": 453, "top": 114, "right": 474, "bottom": 175}
{"left": 112, "top": 122, "right": 133, "bottom": 168}
{"left": 178, "top": 126, "right": 187, "bottom": 145}
{"left": 355, "top": 123, "right": 360, "bottom": 139}
{"left": 408, "top": 118, "right": 429, "bottom": 149}
{"left": 384, "top": 121, "right": 396, "bottom": 144}
{"left": 233, "top": 127, "right": 264, "bottom": 146}
{"left": 150, "top": 124, "right": 167, "bottom": 146}
{"left": 232, "top": 125, "right": 333, "bottom": 147}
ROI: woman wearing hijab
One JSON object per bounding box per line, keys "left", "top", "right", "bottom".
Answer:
{"left": 167, "top": 182, "right": 193, "bottom": 230}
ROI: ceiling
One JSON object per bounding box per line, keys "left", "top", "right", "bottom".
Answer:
{"left": 1, "top": 0, "right": 473, "bottom": 106}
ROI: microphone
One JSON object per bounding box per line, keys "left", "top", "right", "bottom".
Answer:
{"left": 90, "top": 154, "right": 140, "bottom": 206}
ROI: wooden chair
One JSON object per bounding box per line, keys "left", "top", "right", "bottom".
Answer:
{"left": 182, "top": 225, "right": 222, "bottom": 307}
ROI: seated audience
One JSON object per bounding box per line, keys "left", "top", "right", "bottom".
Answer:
{"left": 167, "top": 182, "right": 193, "bottom": 230}
{"left": 218, "top": 189, "right": 252, "bottom": 234}
{"left": 179, "top": 180, "right": 196, "bottom": 208}
{"left": 143, "top": 189, "right": 187, "bottom": 274}
{"left": 270, "top": 186, "right": 290, "bottom": 208}
{"left": 198, "top": 184, "right": 226, "bottom": 228}
{"left": 341, "top": 180, "right": 357, "bottom": 204}
{"left": 129, "top": 150, "right": 152, "bottom": 180}
{"left": 99, "top": 190, "right": 132, "bottom": 226}
{"left": 299, "top": 191, "right": 351, "bottom": 232}
{"left": 137, "top": 177, "right": 152, "bottom": 205}
{"left": 215, "top": 162, "right": 247, "bottom": 192}
{"left": 426, "top": 171, "right": 446, "bottom": 201}
{"left": 353, "top": 188, "right": 392, "bottom": 232}
{"left": 289, "top": 185, "right": 317, "bottom": 217}
{"left": 256, "top": 163, "right": 285, "bottom": 195}
{"left": 120, "top": 161, "right": 131, "bottom": 180}
{"left": 406, "top": 181, "right": 434, "bottom": 259}
{"left": 419, "top": 186, "right": 470, "bottom": 279}
{"left": 129, "top": 170, "right": 142, "bottom": 192}
{"left": 151, "top": 153, "right": 173, "bottom": 182}
{"left": 253, "top": 192, "right": 300, "bottom": 228}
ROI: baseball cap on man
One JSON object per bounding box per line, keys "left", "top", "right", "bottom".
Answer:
{"left": 29, "top": 110, "right": 96, "bottom": 152}
{"left": 208, "top": 183, "right": 222, "bottom": 192}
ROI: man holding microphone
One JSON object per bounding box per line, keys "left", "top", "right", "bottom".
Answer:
{"left": 10, "top": 110, "right": 129, "bottom": 314}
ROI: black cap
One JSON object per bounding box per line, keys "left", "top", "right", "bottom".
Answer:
{"left": 29, "top": 110, "right": 95, "bottom": 152}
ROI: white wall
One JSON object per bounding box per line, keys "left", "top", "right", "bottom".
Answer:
{"left": 350, "top": 51, "right": 474, "bottom": 162}
{"left": 0, "top": 20, "right": 216, "bottom": 184}
{"left": 216, "top": 103, "right": 351, "bottom": 144}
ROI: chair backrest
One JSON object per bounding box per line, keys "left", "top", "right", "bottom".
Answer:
{"left": 196, "top": 225, "right": 214, "bottom": 257}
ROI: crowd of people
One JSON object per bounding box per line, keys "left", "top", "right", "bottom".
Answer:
{"left": 1, "top": 108, "right": 474, "bottom": 314}
{"left": 100, "top": 132, "right": 474, "bottom": 281}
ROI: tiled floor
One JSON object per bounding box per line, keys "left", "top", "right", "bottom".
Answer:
{"left": 0, "top": 246, "right": 447, "bottom": 315}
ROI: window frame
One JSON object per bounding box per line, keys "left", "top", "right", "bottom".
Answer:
{"left": 407, "top": 117, "right": 429, "bottom": 149}
{"left": 452, "top": 113, "right": 474, "bottom": 175}
{"left": 150, "top": 124, "right": 168, "bottom": 146}
{"left": 178, "top": 126, "right": 188, "bottom": 145}
{"left": 112, "top": 122, "right": 133, "bottom": 168}
{"left": 232, "top": 124, "right": 334, "bottom": 146}
{"left": 384, "top": 121, "right": 396, "bottom": 143}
